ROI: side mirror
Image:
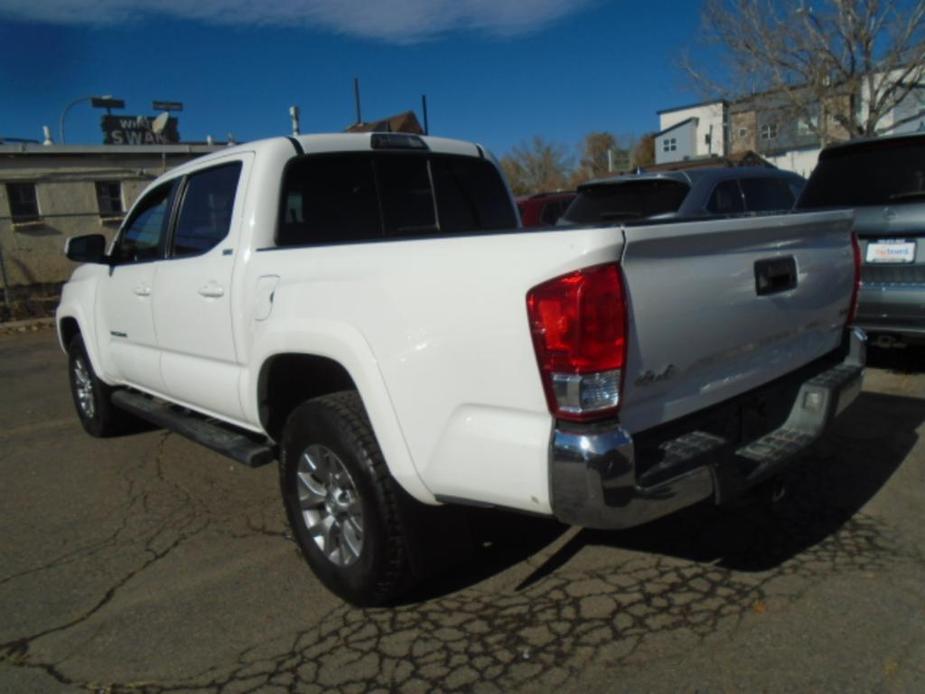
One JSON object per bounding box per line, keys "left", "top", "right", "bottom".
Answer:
{"left": 65, "top": 234, "right": 108, "bottom": 264}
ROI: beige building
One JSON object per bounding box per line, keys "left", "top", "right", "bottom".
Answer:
{"left": 0, "top": 143, "right": 220, "bottom": 293}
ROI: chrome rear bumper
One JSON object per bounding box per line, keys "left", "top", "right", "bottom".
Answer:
{"left": 549, "top": 328, "right": 866, "bottom": 530}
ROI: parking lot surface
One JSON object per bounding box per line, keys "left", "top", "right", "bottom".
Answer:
{"left": 1, "top": 330, "right": 924, "bottom": 692}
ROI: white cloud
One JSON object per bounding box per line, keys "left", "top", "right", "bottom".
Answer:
{"left": 0, "top": 0, "right": 594, "bottom": 41}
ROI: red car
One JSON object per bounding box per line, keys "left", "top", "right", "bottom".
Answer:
{"left": 516, "top": 191, "right": 576, "bottom": 227}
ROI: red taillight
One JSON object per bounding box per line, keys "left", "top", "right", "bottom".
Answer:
{"left": 848, "top": 232, "right": 862, "bottom": 324}
{"left": 526, "top": 263, "right": 628, "bottom": 421}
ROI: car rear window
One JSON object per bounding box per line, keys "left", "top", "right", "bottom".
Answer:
{"left": 797, "top": 138, "right": 925, "bottom": 209}
{"left": 277, "top": 152, "right": 516, "bottom": 246}
{"left": 563, "top": 179, "right": 690, "bottom": 223}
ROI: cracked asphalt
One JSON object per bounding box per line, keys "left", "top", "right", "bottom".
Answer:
{"left": 1, "top": 330, "right": 924, "bottom": 693}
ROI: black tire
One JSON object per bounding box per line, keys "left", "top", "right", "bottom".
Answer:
{"left": 67, "top": 335, "right": 129, "bottom": 437}
{"left": 279, "top": 391, "right": 412, "bottom": 606}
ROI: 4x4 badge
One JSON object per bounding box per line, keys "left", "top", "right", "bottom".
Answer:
{"left": 635, "top": 364, "right": 677, "bottom": 386}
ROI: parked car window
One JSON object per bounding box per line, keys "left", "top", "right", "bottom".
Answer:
{"left": 540, "top": 199, "right": 569, "bottom": 225}
{"left": 276, "top": 153, "right": 516, "bottom": 246}
{"left": 112, "top": 181, "right": 177, "bottom": 263}
{"left": 707, "top": 180, "right": 745, "bottom": 214}
{"left": 563, "top": 180, "right": 690, "bottom": 224}
{"left": 172, "top": 162, "right": 243, "bottom": 257}
{"left": 797, "top": 138, "right": 925, "bottom": 209}
{"left": 740, "top": 177, "right": 796, "bottom": 212}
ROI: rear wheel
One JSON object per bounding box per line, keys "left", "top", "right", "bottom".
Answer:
{"left": 279, "top": 391, "right": 412, "bottom": 605}
{"left": 67, "top": 335, "right": 129, "bottom": 437}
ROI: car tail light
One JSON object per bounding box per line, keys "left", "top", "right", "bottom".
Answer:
{"left": 848, "top": 232, "right": 862, "bottom": 324}
{"left": 526, "top": 263, "right": 628, "bottom": 421}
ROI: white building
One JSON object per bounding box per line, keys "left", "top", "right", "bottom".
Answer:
{"left": 655, "top": 75, "right": 925, "bottom": 178}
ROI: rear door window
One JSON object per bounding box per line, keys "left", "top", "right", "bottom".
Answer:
{"left": 564, "top": 180, "right": 690, "bottom": 223}
{"left": 740, "top": 177, "right": 796, "bottom": 213}
{"left": 172, "top": 162, "right": 242, "bottom": 257}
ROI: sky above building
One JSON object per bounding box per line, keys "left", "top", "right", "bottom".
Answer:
{"left": 0, "top": 0, "right": 712, "bottom": 157}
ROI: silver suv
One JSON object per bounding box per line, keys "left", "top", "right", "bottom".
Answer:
{"left": 560, "top": 166, "right": 806, "bottom": 224}
{"left": 796, "top": 133, "right": 925, "bottom": 347}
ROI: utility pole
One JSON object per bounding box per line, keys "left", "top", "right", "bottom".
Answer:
{"left": 354, "top": 78, "right": 363, "bottom": 125}
{"left": 0, "top": 243, "right": 11, "bottom": 318}
{"left": 421, "top": 95, "right": 429, "bottom": 135}
{"left": 289, "top": 105, "right": 301, "bottom": 136}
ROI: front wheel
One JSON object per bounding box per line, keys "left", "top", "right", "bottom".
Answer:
{"left": 279, "top": 391, "right": 412, "bottom": 606}
{"left": 67, "top": 335, "right": 129, "bottom": 437}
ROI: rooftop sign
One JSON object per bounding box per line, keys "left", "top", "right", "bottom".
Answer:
{"left": 102, "top": 115, "right": 180, "bottom": 145}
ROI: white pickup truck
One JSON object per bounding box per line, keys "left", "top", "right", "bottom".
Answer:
{"left": 57, "top": 132, "right": 865, "bottom": 605}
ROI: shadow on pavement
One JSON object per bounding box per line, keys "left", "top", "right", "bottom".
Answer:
{"left": 416, "top": 389, "right": 924, "bottom": 599}
{"left": 867, "top": 344, "right": 925, "bottom": 373}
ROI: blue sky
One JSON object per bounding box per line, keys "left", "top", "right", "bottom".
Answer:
{"left": 0, "top": 1, "right": 712, "bottom": 157}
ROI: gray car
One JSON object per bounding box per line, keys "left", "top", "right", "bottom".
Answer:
{"left": 796, "top": 133, "right": 925, "bottom": 347}
{"left": 560, "top": 166, "right": 806, "bottom": 224}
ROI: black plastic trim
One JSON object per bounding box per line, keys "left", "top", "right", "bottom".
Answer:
{"left": 111, "top": 390, "right": 275, "bottom": 467}
{"left": 286, "top": 137, "right": 304, "bottom": 155}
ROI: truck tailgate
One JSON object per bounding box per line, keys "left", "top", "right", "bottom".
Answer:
{"left": 618, "top": 210, "right": 855, "bottom": 434}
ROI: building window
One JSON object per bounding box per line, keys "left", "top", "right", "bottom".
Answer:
{"left": 95, "top": 181, "right": 124, "bottom": 216}
{"left": 737, "top": 127, "right": 749, "bottom": 139}
{"left": 662, "top": 137, "right": 677, "bottom": 153}
{"left": 5, "top": 182, "right": 40, "bottom": 223}
{"left": 797, "top": 116, "right": 818, "bottom": 136}
{"left": 760, "top": 123, "right": 779, "bottom": 140}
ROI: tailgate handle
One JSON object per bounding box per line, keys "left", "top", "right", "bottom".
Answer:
{"left": 755, "top": 257, "right": 797, "bottom": 296}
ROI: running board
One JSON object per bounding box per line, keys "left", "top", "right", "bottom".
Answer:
{"left": 111, "top": 390, "right": 276, "bottom": 468}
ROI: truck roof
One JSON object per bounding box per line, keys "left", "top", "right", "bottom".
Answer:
{"left": 172, "top": 132, "right": 486, "bottom": 173}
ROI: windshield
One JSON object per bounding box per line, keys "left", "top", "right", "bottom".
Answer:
{"left": 563, "top": 179, "right": 690, "bottom": 223}
{"left": 797, "top": 138, "right": 925, "bottom": 209}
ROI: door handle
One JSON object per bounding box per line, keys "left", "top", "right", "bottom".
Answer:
{"left": 133, "top": 284, "right": 151, "bottom": 297}
{"left": 198, "top": 283, "right": 225, "bottom": 298}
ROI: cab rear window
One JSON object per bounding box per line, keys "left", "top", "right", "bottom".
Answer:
{"left": 277, "top": 152, "right": 516, "bottom": 246}
{"left": 563, "top": 179, "right": 690, "bottom": 223}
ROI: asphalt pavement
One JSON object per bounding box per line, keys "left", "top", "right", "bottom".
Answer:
{"left": 1, "top": 330, "right": 923, "bottom": 693}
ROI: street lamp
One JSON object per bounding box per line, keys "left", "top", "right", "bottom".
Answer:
{"left": 59, "top": 94, "right": 124, "bottom": 144}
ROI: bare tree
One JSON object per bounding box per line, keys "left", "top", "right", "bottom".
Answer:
{"left": 685, "top": 0, "right": 925, "bottom": 141}
{"left": 499, "top": 136, "right": 572, "bottom": 195}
